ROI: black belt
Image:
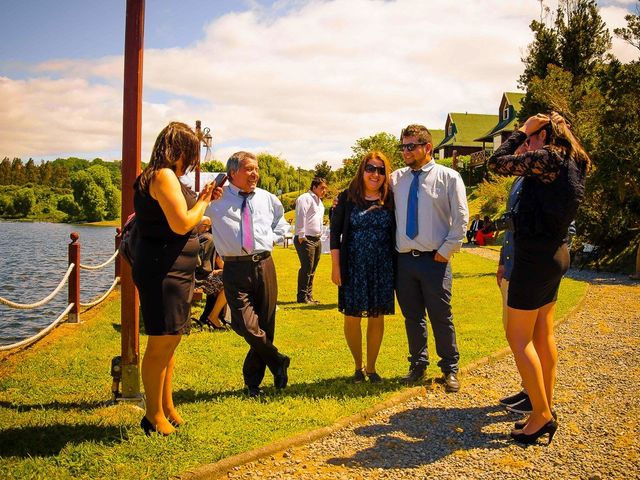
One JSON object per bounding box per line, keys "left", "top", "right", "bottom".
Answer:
{"left": 223, "top": 251, "right": 271, "bottom": 263}
{"left": 401, "top": 249, "right": 437, "bottom": 257}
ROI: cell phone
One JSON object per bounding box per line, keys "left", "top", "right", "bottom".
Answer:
{"left": 214, "top": 173, "right": 227, "bottom": 187}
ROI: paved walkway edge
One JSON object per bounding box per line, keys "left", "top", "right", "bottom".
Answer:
{"left": 178, "top": 287, "right": 589, "bottom": 480}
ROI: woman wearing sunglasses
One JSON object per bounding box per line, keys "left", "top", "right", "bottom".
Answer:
{"left": 330, "top": 151, "right": 396, "bottom": 383}
{"left": 488, "top": 111, "right": 591, "bottom": 445}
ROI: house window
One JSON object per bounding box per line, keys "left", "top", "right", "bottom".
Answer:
{"left": 448, "top": 124, "right": 453, "bottom": 135}
{"left": 503, "top": 105, "right": 509, "bottom": 120}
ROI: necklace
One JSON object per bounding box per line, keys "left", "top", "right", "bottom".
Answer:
{"left": 364, "top": 194, "right": 380, "bottom": 201}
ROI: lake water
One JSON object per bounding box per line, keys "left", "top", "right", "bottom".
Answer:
{"left": 0, "top": 220, "right": 119, "bottom": 347}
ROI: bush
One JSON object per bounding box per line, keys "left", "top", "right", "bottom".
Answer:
{"left": 13, "top": 189, "right": 35, "bottom": 217}
{"left": 472, "top": 177, "right": 514, "bottom": 217}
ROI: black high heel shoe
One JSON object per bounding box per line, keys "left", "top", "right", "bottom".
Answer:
{"left": 140, "top": 416, "right": 171, "bottom": 436}
{"left": 511, "top": 419, "right": 558, "bottom": 445}
{"left": 514, "top": 410, "right": 557, "bottom": 430}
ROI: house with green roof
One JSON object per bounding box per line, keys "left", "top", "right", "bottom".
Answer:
{"left": 434, "top": 113, "right": 499, "bottom": 159}
{"left": 475, "top": 92, "right": 525, "bottom": 149}
{"left": 429, "top": 129, "right": 445, "bottom": 156}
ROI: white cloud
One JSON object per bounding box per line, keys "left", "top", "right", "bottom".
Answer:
{"left": 0, "top": 0, "right": 636, "bottom": 169}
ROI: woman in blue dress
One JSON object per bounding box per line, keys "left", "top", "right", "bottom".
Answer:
{"left": 330, "top": 151, "right": 395, "bottom": 383}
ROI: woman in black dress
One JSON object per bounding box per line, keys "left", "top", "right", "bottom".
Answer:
{"left": 488, "top": 112, "right": 590, "bottom": 444}
{"left": 330, "top": 151, "right": 395, "bottom": 383}
{"left": 133, "top": 122, "right": 218, "bottom": 435}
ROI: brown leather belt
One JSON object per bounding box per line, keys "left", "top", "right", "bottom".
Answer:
{"left": 223, "top": 251, "right": 271, "bottom": 263}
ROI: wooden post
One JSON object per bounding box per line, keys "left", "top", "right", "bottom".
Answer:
{"left": 68, "top": 232, "right": 80, "bottom": 323}
{"left": 631, "top": 241, "right": 640, "bottom": 280}
{"left": 452, "top": 150, "right": 458, "bottom": 171}
{"left": 195, "top": 120, "right": 201, "bottom": 192}
{"left": 119, "top": 0, "right": 144, "bottom": 402}
{"left": 115, "top": 228, "right": 121, "bottom": 280}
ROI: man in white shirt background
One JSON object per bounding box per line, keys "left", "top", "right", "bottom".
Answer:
{"left": 294, "top": 177, "right": 328, "bottom": 304}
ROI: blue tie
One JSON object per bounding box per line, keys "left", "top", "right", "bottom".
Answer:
{"left": 406, "top": 170, "right": 421, "bottom": 239}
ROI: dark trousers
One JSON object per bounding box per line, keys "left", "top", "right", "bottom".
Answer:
{"left": 294, "top": 235, "right": 321, "bottom": 301}
{"left": 395, "top": 253, "right": 459, "bottom": 374}
{"left": 222, "top": 256, "right": 285, "bottom": 387}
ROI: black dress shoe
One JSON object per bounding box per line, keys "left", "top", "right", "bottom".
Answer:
{"left": 402, "top": 365, "right": 426, "bottom": 384}
{"left": 442, "top": 372, "right": 460, "bottom": 392}
{"left": 511, "top": 419, "right": 558, "bottom": 445}
{"left": 274, "top": 356, "right": 291, "bottom": 389}
{"left": 246, "top": 386, "right": 264, "bottom": 398}
{"left": 140, "top": 416, "right": 171, "bottom": 436}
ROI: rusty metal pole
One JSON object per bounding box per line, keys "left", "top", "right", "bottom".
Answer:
{"left": 195, "top": 120, "right": 201, "bottom": 192}
{"left": 68, "top": 232, "right": 80, "bottom": 323}
{"left": 115, "top": 228, "right": 122, "bottom": 280}
{"left": 119, "top": 0, "right": 144, "bottom": 403}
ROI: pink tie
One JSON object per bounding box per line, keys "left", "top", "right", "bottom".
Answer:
{"left": 240, "top": 192, "right": 254, "bottom": 253}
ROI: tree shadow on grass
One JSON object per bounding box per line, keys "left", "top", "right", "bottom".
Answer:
{"left": 277, "top": 301, "right": 339, "bottom": 311}
{"left": 326, "top": 404, "right": 512, "bottom": 469}
{"left": 452, "top": 272, "right": 495, "bottom": 279}
{"left": 0, "top": 399, "right": 109, "bottom": 412}
{"left": 0, "top": 423, "right": 125, "bottom": 458}
{"left": 174, "top": 375, "right": 411, "bottom": 405}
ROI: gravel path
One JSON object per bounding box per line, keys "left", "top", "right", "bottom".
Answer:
{"left": 220, "top": 249, "right": 640, "bottom": 480}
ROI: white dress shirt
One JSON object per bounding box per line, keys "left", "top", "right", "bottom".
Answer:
{"left": 294, "top": 190, "right": 325, "bottom": 238}
{"left": 206, "top": 183, "right": 290, "bottom": 257}
{"left": 391, "top": 160, "right": 469, "bottom": 260}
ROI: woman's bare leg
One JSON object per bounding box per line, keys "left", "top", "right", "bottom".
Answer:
{"left": 365, "top": 315, "right": 384, "bottom": 374}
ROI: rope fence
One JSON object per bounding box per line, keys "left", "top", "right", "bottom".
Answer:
{"left": 80, "top": 250, "right": 119, "bottom": 270}
{"left": 0, "top": 303, "right": 75, "bottom": 352}
{"left": 80, "top": 277, "right": 121, "bottom": 308}
{"left": 0, "top": 263, "right": 75, "bottom": 309}
{"left": 0, "top": 230, "right": 122, "bottom": 352}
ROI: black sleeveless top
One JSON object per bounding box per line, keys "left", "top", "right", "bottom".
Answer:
{"left": 133, "top": 174, "right": 197, "bottom": 241}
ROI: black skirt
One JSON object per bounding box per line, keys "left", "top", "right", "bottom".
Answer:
{"left": 133, "top": 235, "right": 199, "bottom": 335}
{"left": 508, "top": 239, "right": 570, "bottom": 310}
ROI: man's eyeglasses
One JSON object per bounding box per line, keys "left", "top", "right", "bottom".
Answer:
{"left": 399, "top": 142, "right": 427, "bottom": 152}
{"left": 364, "top": 164, "right": 386, "bottom": 175}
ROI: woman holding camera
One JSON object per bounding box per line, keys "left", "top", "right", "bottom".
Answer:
{"left": 133, "top": 122, "right": 221, "bottom": 436}
{"left": 488, "top": 112, "right": 590, "bottom": 444}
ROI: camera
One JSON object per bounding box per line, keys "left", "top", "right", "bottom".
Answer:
{"left": 494, "top": 211, "right": 515, "bottom": 231}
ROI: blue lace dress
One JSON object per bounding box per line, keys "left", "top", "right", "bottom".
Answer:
{"left": 339, "top": 201, "right": 395, "bottom": 317}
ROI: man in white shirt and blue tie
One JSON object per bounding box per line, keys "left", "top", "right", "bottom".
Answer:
{"left": 391, "top": 124, "right": 469, "bottom": 392}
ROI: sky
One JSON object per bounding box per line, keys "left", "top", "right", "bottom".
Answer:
{"left": 0, "top": 0, "right": 637, "bottom": 169}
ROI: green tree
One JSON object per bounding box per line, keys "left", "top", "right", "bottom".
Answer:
{"left": 313, "top": 160, "right": 333, "bottom": 182}
{"left": 342, "top": 132, "right": 403, "bottom": 179}
{"left": 71, "top": 170, "right": 107, "bottom": 221}
{"left": 10, "top": 158, "right": 24, "bottom": 185}
{"left": 555, "top": 0, "right": 611, "bottom": 80}
{"left": 0, "top": 194, "right": 13, "bottom": 215}
{"left": 614, "top": 4, "right": 640, "bottom": 53}
{"left": 201, "top": 160, "right": 226, "bottom": 172}
{"left": 13, "top": 188, "right": 35, "bottom": 216}
{"left": 518, "top": 0, "right": 612, "bottom": 119}
{"left": 104, "top": 185, "right": 121, "bottom": 220}
{"left": 57, "top": 194, "right": 82, "bottom": 218}
{"left": 0, "top": 158, "right": 10, "bottom": 185}
{"left": 87, "top": 165, "right": 113, "bottom": 190}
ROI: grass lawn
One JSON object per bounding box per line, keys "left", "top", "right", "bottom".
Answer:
{"left": 0, "top": 248, "right": 587, "bottom": 479}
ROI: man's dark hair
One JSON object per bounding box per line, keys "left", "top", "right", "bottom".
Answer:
{"left": 400, "top": 124, "right": 432, "bottom": 145}
{"left": 310, "top": 176, "right": 327, "bottom": 190}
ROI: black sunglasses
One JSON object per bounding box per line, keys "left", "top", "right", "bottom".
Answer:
{"left": 399, "top": 142, "right": 427, "bottom": 152}
{"left": 364, "top": 164, "right": 385, "bottom": 175}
